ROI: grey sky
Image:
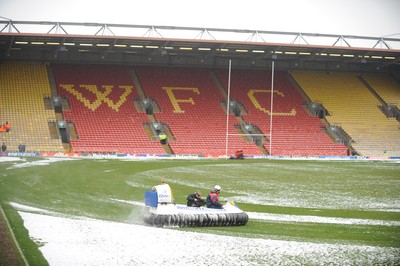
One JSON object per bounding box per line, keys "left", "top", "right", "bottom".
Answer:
{"left": 1, "top": 0, "right": 399, "bottom": 37}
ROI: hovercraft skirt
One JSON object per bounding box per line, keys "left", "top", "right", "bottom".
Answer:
{"left": 144, "top": 212, "right": 248, "bottom": 227}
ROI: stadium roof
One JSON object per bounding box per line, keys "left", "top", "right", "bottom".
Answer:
{"left": 1, "top": 20, "right": 400, "bottom": 72}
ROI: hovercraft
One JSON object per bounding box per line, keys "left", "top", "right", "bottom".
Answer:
{"left": 143, "top": 184, "right": 248, "bottom": 227}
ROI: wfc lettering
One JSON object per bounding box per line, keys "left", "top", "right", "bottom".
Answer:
{"left": 60, "top": 84, "right": 132, "bottom": 112}
{"left": 161, "top": 87, "right": 296, "bottom": 116}
{"left": 162, "top": 87, "right": 200, "bottom": 113}
{"left": 248, "top": 89, "right": 296, "bottom": 116}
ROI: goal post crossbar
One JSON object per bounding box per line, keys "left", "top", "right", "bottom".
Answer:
{"left": 227, "top": 133, "right": 270, "bottom": 137}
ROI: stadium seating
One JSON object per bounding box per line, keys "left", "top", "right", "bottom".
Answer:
{"left": 291, "top": 71, "right": 400, "bottom": 156}
{"left": 0, "top": 62, "right": 64, "bottom": 152}
{"left": 134, "top": 66, "right": 264, "bottom": 156}
{"left": 2, "top": 62, "right": 398, "bottom": 157}
{"left": 215, "top": 69, "right": 347, "bottom": 156}
{"left": 53, "top": 64, "right": 164, "bottom": 154}
{"left": 362, "top": 73, "right": 400, "bottom": 107}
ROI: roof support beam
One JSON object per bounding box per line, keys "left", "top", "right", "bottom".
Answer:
{"left": 246, "top": 31, "right": 266, "bottom": 42}
{"left": 195, "top": 29, "right": 216, "bottom": 40}
{"left": 373, "top": 38, "right": 391, "bottom": 49}
{"left": 333, "top": 36, "right": 351, "bottom": 47}
{"left": 0, "top": 21, "right": 20, "bottom": 33}
{"left": 47, "top": 23, "right": 68, "bottom": 34}
{"left": 95, "top": 24, "right": 115, "bottom": 36}
{"left": 291, "top": 33, "right": 309, "bottom": 45}
{"left": 143, "top": 26, "right": 163, "bottom": 38}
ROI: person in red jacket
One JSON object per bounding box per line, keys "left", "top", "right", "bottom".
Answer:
{"left": 206, "top": 185, "right": 223, "bottom": 209}
{"left": 4, "top": 121, "right": 10, "bottom": 132}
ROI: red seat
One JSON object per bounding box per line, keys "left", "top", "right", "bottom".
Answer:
{"left": 215, "top": 69, "right": 346, "bottom": 156}
{"left": 54, "top": 64, "right": 164, "bottom": 154}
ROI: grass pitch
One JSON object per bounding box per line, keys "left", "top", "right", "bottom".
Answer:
{"left": 0, "top": 157, "right": 399, "bottom": 264}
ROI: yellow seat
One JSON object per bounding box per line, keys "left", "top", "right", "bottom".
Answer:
{"left": 291, "top": 71, "right": 400, "bottom": 156}
{"left": 0, "top": 63, "right": 64, "bottom": 152}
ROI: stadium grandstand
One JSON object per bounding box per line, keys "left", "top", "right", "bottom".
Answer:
{"left": 1, "top": 20, "right": 399, "bottom": 157}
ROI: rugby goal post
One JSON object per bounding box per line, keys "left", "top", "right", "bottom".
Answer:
{"left": 225, "top": 60, "right": 275, "bottom": 157}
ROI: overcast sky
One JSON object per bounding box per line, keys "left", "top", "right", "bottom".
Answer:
{"left": 1, "top": 0, "right": 399, "bottom": 38}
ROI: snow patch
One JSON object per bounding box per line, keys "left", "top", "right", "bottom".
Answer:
{"left": 6, "top": 157, "right": 78, "bottom": 169}
{"left": 19, "top": 211, "right": 400, "bottom": 265}
{"left": 248, "top": 212, "right": 400, "bottom": 226}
